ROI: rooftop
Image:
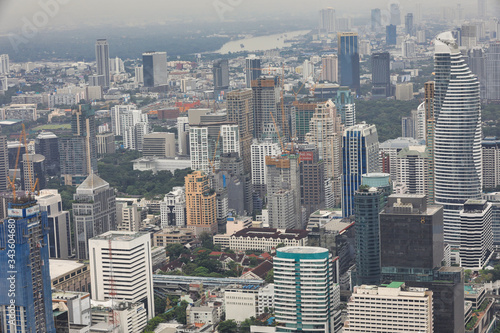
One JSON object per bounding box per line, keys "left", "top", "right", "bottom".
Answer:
{"left": 49, "top": 259, "right": 87, "bottom": 280}
{"left": 92, "top": 231, "right": 148, "bottom": 242}
{"left": 278, "top": 246, "right": 327, "bottom": 254}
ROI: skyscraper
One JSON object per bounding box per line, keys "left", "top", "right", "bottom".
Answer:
{"left": 95, "top": 39, "right": 110, "bottom": 88}
{"left": 405, "top": 13, "right": 414, "bottom": 36}
{"left": 143, "top": 51, "right": 168, "bottom": 88}
{"left": 478, "top": 0, "right": 487, "bottom": 18}
{"left": 396, "top": 146, "right": 429, "bottom": 195}
{"left": 386, "top": 25, "right": 397, "bottom": 45}
{"left": 342, "top": 123, "right": 380, "bottom": 217}
{"left": 0, "top": 134, "right": 8, "bottom": 191}
{"left": 320, "top": 55, "right": 338, "bottom": 82}
{"left": 251, "top": 139, "right": 281, "bottom": 197}
{"left": 482, "top": 137, "right": 500, "bottom": 189}
{"left": 424, "top": 81, "right": 435, "bottom": 204}
{"left": 274, "top": 247, "right": 341, "bottom": 333}
{"left": 371, "top": 52, "right": 391, "bottom": 98}
{"left": 73, "top": 173, "right": 116, "bottom": 260}
{"left": 245, "top": 56, "right": 261, "bottom": 88}
{"left": 335, "top": 87, "right": 356, "bottom": 127}
{"left": 390, "top": 3, "right": 401, "bottom": 25}
{"left": 185, "top": 171, "right": 217, "bottom": 235}
{"left": 371, "top": 8, "right": 381, "bottom": 30}
{"left": 0, "top": 197, "right": 56, "bottom": 333}
{"left": 319, "top": 8, "right": 336, "bottom": 34}
{"left": 338, "top": 32, "right": 360, "bottom": 93}
{"left": 485, "top": 42, "right": 500, "bottom": 101}
{"left": 227, "top": 89, "right": 254, "bottom": 174}
{"left": 212, "top": 59, "right": 229, "bottom": 92}
{"left": 434, "top": 32, "right": 482, "bottom": 246}
{"left": 89, "top": 231, "right": 155, "bottom": 322}
{"left": 121, "top": 109, "right": 149, "bottom": 151}
{"left": 59, "top": 105, "right": 98, "bottom": 186}
{"left": 35, "top": 131, "right": 59, "bottom": 176}
{"left": 252, "top": 76, "right": 282, "bottom": 140}
{"left": 468, "top": 47, "right": 486, "bottom": 100}
{"left": 0, "top": 54, "right": 9, "bottom": 74}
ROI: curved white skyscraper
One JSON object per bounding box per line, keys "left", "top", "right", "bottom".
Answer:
{"left": 434, "top": 32, "right": 482, "bottom": 246}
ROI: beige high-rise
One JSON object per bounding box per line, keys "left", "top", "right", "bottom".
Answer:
{"left": 185, "top": 171, "right": 217, "bottom": 235}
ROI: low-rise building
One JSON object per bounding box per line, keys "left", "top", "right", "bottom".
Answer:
{"left": 49, "top": 260, "right": 91, "bottom": 293}
{"left": 186, "top": 305, "right": 218, "bottom": 326}
{"left": 153, "top": 227, "right": 195, "bottom": 247}
{"left": 214, "top": 228, "right": 308, "bottom": 252}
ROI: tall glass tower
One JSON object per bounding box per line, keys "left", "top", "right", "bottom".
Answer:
{"left": 338, "top": 32, "right": 360, "bottom": 93}
{"left": 274, "top": 247, "right": 341, "bottom": 333}
{"left": 0, "top": 197, "right": 55, "bottom": 332}
{"left": 95, "top": 39, "right": 110, "bottom": 88}
{"left": 434, "top": 32, "right": 482, "bottom": 246}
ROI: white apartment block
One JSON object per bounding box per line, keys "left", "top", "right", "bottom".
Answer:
{"left": 189, "top": 126, "right": 210, "bottom": 174}
{"left": 251, "top": 140, "right": 281, "bottom": 195}
{"left": 110, "top": 104, "right": 137, "bottom": 136}
{"left": 396, "top": 145, "right": 428, "bottom": 195}
{"left": 160, "top": 187, "right": 186, "bottom": 228}
{"left": 344, "top": 283, "right": 433, "bottom": 332}
{"left": 116, "top": 200, "right": 146, "bottom": 232}
{"left": 379, "top": 137, "right": 421, "bottom": 181}
{"left": 89, "top": 231, "right": 155, "bottom": 321}
{"left": 177, "top": 116, "right": 189, "bottom": 155}
{"left": 224, "top": 284, "right": 275, "bottom": 323}
{"left": 187, "top": 305, "right": 218, "bottom": 326}
{"left": 221, "top": 124, "right": 241, "bottom": 155}
{"left": 121, "top": 110, "right": 149, "bottom": 150}
{"left": 0, "top": 54, "right": 9, "bottom": 74}
{"left": 91, "top": 300, "right": 148, "bottom": 333}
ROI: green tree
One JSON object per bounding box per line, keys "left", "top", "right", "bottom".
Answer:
{"left": 165, "top": 243, "right": 189, "bottom": 259}
{"left": 218, "top": 320, "right": 238, "bottom": 333}
{"left": 265, "top": 270, "right": 274, "bottom": 283}
{"left": 198, "top": 232, "right": 214, "bottom": 249}
{"left": 154, "top": 296, "right": 167, "bottom": 316}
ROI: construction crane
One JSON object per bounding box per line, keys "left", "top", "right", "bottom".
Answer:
{"left": 292, "top": 81, "right": 307, "bottom": 102}
{"left": 269, "top": 111, "right": 284, "bottom": 153}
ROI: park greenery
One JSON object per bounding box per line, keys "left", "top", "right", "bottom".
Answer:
{"left": 143, "top": 300, "right": 189, "bottom": 332}
{"left": 97, "top": 150, "right": 192, "bottom": 198}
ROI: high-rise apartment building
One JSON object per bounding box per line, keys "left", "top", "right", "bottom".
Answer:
{"left": 110, "top": 104, "right": 136, "bottom": 136}
{"left": 319, "top": 8, "right": 336, "bottom": 34}
{"left": 334, "top": 87, "right": 356, "bottom": 127}
{"left": 274, "top": 247, "right": 341, "bottom": 333}
{"left": 344, "top": 283, "right": 433, "bottom": 332}
{"left": 0, "top": 134, "right": 8, "bottom": 191}
{"left": 320, "top": 55, "right": 338, "bottom": 82}
{"left": 213, "top": 59, "right": 229, "bottom": 92}
{"left": 185, "top": 171, "right": 217, "bottom": 235}
{"left": 266, "top": 154, "right": 302, "bottom": 229}
{"left": 21, "top": 153, "right": 46, "bottom": 191}
{"left": 482, "top": 137, "right": 500, "bottom": 189}
{"left": 121, "top": 109, "right": 149, "bottom": 151}
{"left": 396, "top": 146, "right": 428, "bottom": 195}
{"left": 59, "top": 105, "right": 98, "bottom": 186}
{"left": 0, "top": 54, "right": 9, "bottom": 74}
{"left": 459, "top": 200, "right": 493, "bottom": 270}
{"left": 95, "top": 39, "right": 110, "bottom": 88}
{"left": 485, "top": 42, "right": 500, "bottom": 101}
{"left": 143, "top": 51, "right": 168, "bottom": 88}
{"left": 299, "top": 148, "right": 325, "bottom": 217}
{"left": 342, "top": 123, "right": 380, "bottom": 217}
{"left": 227, "top": 89, "right": 253, "bottom": 174}
{"left": 338, "top": 32, "right": 360, "bottom": 93}
{"left": 434, "top": 32, "right": 482, "bottom": 246}
{"left": 424, "top": 81, "right": 435, "bottom": 204}
{"left": 177, "top": 116, "right": 190, "bottom": 156}
{"left": 36, "top": 189, "right": 72, "bottom": 259}
{"left": 251, "top": 140, "right": 281, "bottom": 197}
{"left": 371, "top": 52, "right": 391, "bottom": 98}
{"left": 73, "top": 173, "right": 116, "bottom": 260}
{"left": 0, "top": 198, "right": 56, "bottom": 333}
{"left": 291, "top": 101, "right": 317, "bottom": 142}
{"left": 116, "top": 199, "right": 147, "bottom": 232}
{"left": 160, "top": 187, "right": 186, "bottom": 228}
{"left": 96, "top": 132, "right": 115, "bottom": 157}
{"left": 89, "top": 231, "right": 155, "bottom": 322}
{"left": 245, "top": 56, "right": 261, "bottom": 88}
{"left": 252, "top": 76, "right": 282, "bottom": 140}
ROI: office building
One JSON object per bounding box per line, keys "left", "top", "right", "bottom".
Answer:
{"left": 135, "top": 65, "right": 144, "bottom": 86}
{"left": 395, "top": 82, "right": 414, "bottom": 100}
{"left": 274, "top": 247, "right": 341, "bottom": 333}
{"left": 405, "top": 13, "right": 414, "bottom": 36}
{"left": 35, "top": 131, "right": 59, "bottom": 176}
{"left": 36, "top": 189, "right": 72, "bottom": 259}
{"left": 483, "top": 192, "right": 500, "bottom": 246}
{"left": 185, "top": 171, "right": 217, "bottom": 235}
{"left": 95, "top": 39, "right": 110, "bottom": 88}
{"left": 266, "top": 154, "right": 302, "bottom": 229}
{"left": 344, "top": 283, "right": 433, "bottom": 332}
{"left": 371, "top": 8, "right": 381, "bottom": 30}
{"left": 227, "top": 89, "right": 253, "bottom": 174}
{"left": 321, "top": 55, "right": 338, "bottom": 82}
{"left": 73, "top": 173, "right": 116, "bottom": 260}
{"left": 96, "top": 132, "right": 115, "bottom": 157}
{"left": 468, "top": 47, "right": 486, "bottom": 99}
{"left": 0, "top": 198, "right": 56, "bottom": 333}
{"left": 338, "top": 32, "right": 360, "bottom": 92}
{"left": 485, "top": 42, "right": 500, "bottom": 101}
{"left": 143, "top": 51, "right": 168, "bottom": 88}
{"left": 143, "top": 132, "right": 175, "bottom": 158}
{"left": 461, "top": 24, "right": 477, "bottom": 49}
{"left": 153, "top": 227, "right": 194, "bottom": 247}
{"left": 434, "top": 32, "right": 482, "bottom": 246}
{"left": 89, "top": 231, "right": 155, "bottom": 321}
{"left": 299, "top": 149, "right": 325, "bottom": 217}
{"left": 177, "top": 116, "right": 190, "bottom": 156}
{"left": 59, "top": 105, "right": 98, "bottom": 186}
{"left": 0, "top": 134, "right": 7, "bottom": 191}
{"left": 121, "top": 109, "right": 149, "bottom": 151}
{"left": 459, "top": 200, "right": 493, "bottom": 270}
{"left": 334, "top": 87, "right": 356, "bottom": 127}
{"left": 390, "top": 3, "right": 401, "bottom": 25}
{"left": 354, "top": 174, "right": 391, "bottom": 286}
{"left": 291, "top": 101, "right": 317, "bottom": 142}
{"left": 21, "top": 153, "right": 46, "bottom": 191}
{"left": 396, "top": 146, "right": 428, "bottom": 195}
{"left": 245, "top": 56, "right": 261, "bottom": 88}
{"left": 252, "top": 76, "right": 283, "bottom": 140}
{"left": 402, "top": 107, "right": 425, "bottom": 141}
{"left": 320, "top": 7, "right": 336, "bottom": 34}
{"left": 386, "top": 24, "right": 397, "bottom": 45}
{"left": 424, "top": 82, "right": 436, "bottom": 204}
{"left": 213, "top": 59, "right": 229, "bottom": 92}
{"left": 380, "top": 137, "right": 422, "bottom": 182}
{"left": 160, "top": 187, "right": 186, "bottom": 228}
{"left": 482, "top": 137, "right": 500, "bottom": 189}
{"left": 224, "top": 284, "right": 274, "bottom": 323}
{"left": 380, "top": 194, "right": 444, "bottom": 279}
{"left": 0, "top": 54, "right": 9, "bottom": 74}
{"left": 342, "top": 123, "right": 380, "bottom": 217}
{"left": 251, "top": 140, "right": 281, "bottom": 197}
{"left": 372, "top": 52, "right": 391, "bottom": 98}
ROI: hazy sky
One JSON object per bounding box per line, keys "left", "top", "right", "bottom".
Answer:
{"left": 0, "top": 0, "right": 483, "bottom": 35}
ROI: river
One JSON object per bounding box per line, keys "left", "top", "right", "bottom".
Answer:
{"left": 216, "top": 30, "right": 311, "bottom": 54}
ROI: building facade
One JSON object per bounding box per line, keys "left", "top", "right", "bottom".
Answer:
{"left": 185, "top": 171, "right": 217, "bottom": 235}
